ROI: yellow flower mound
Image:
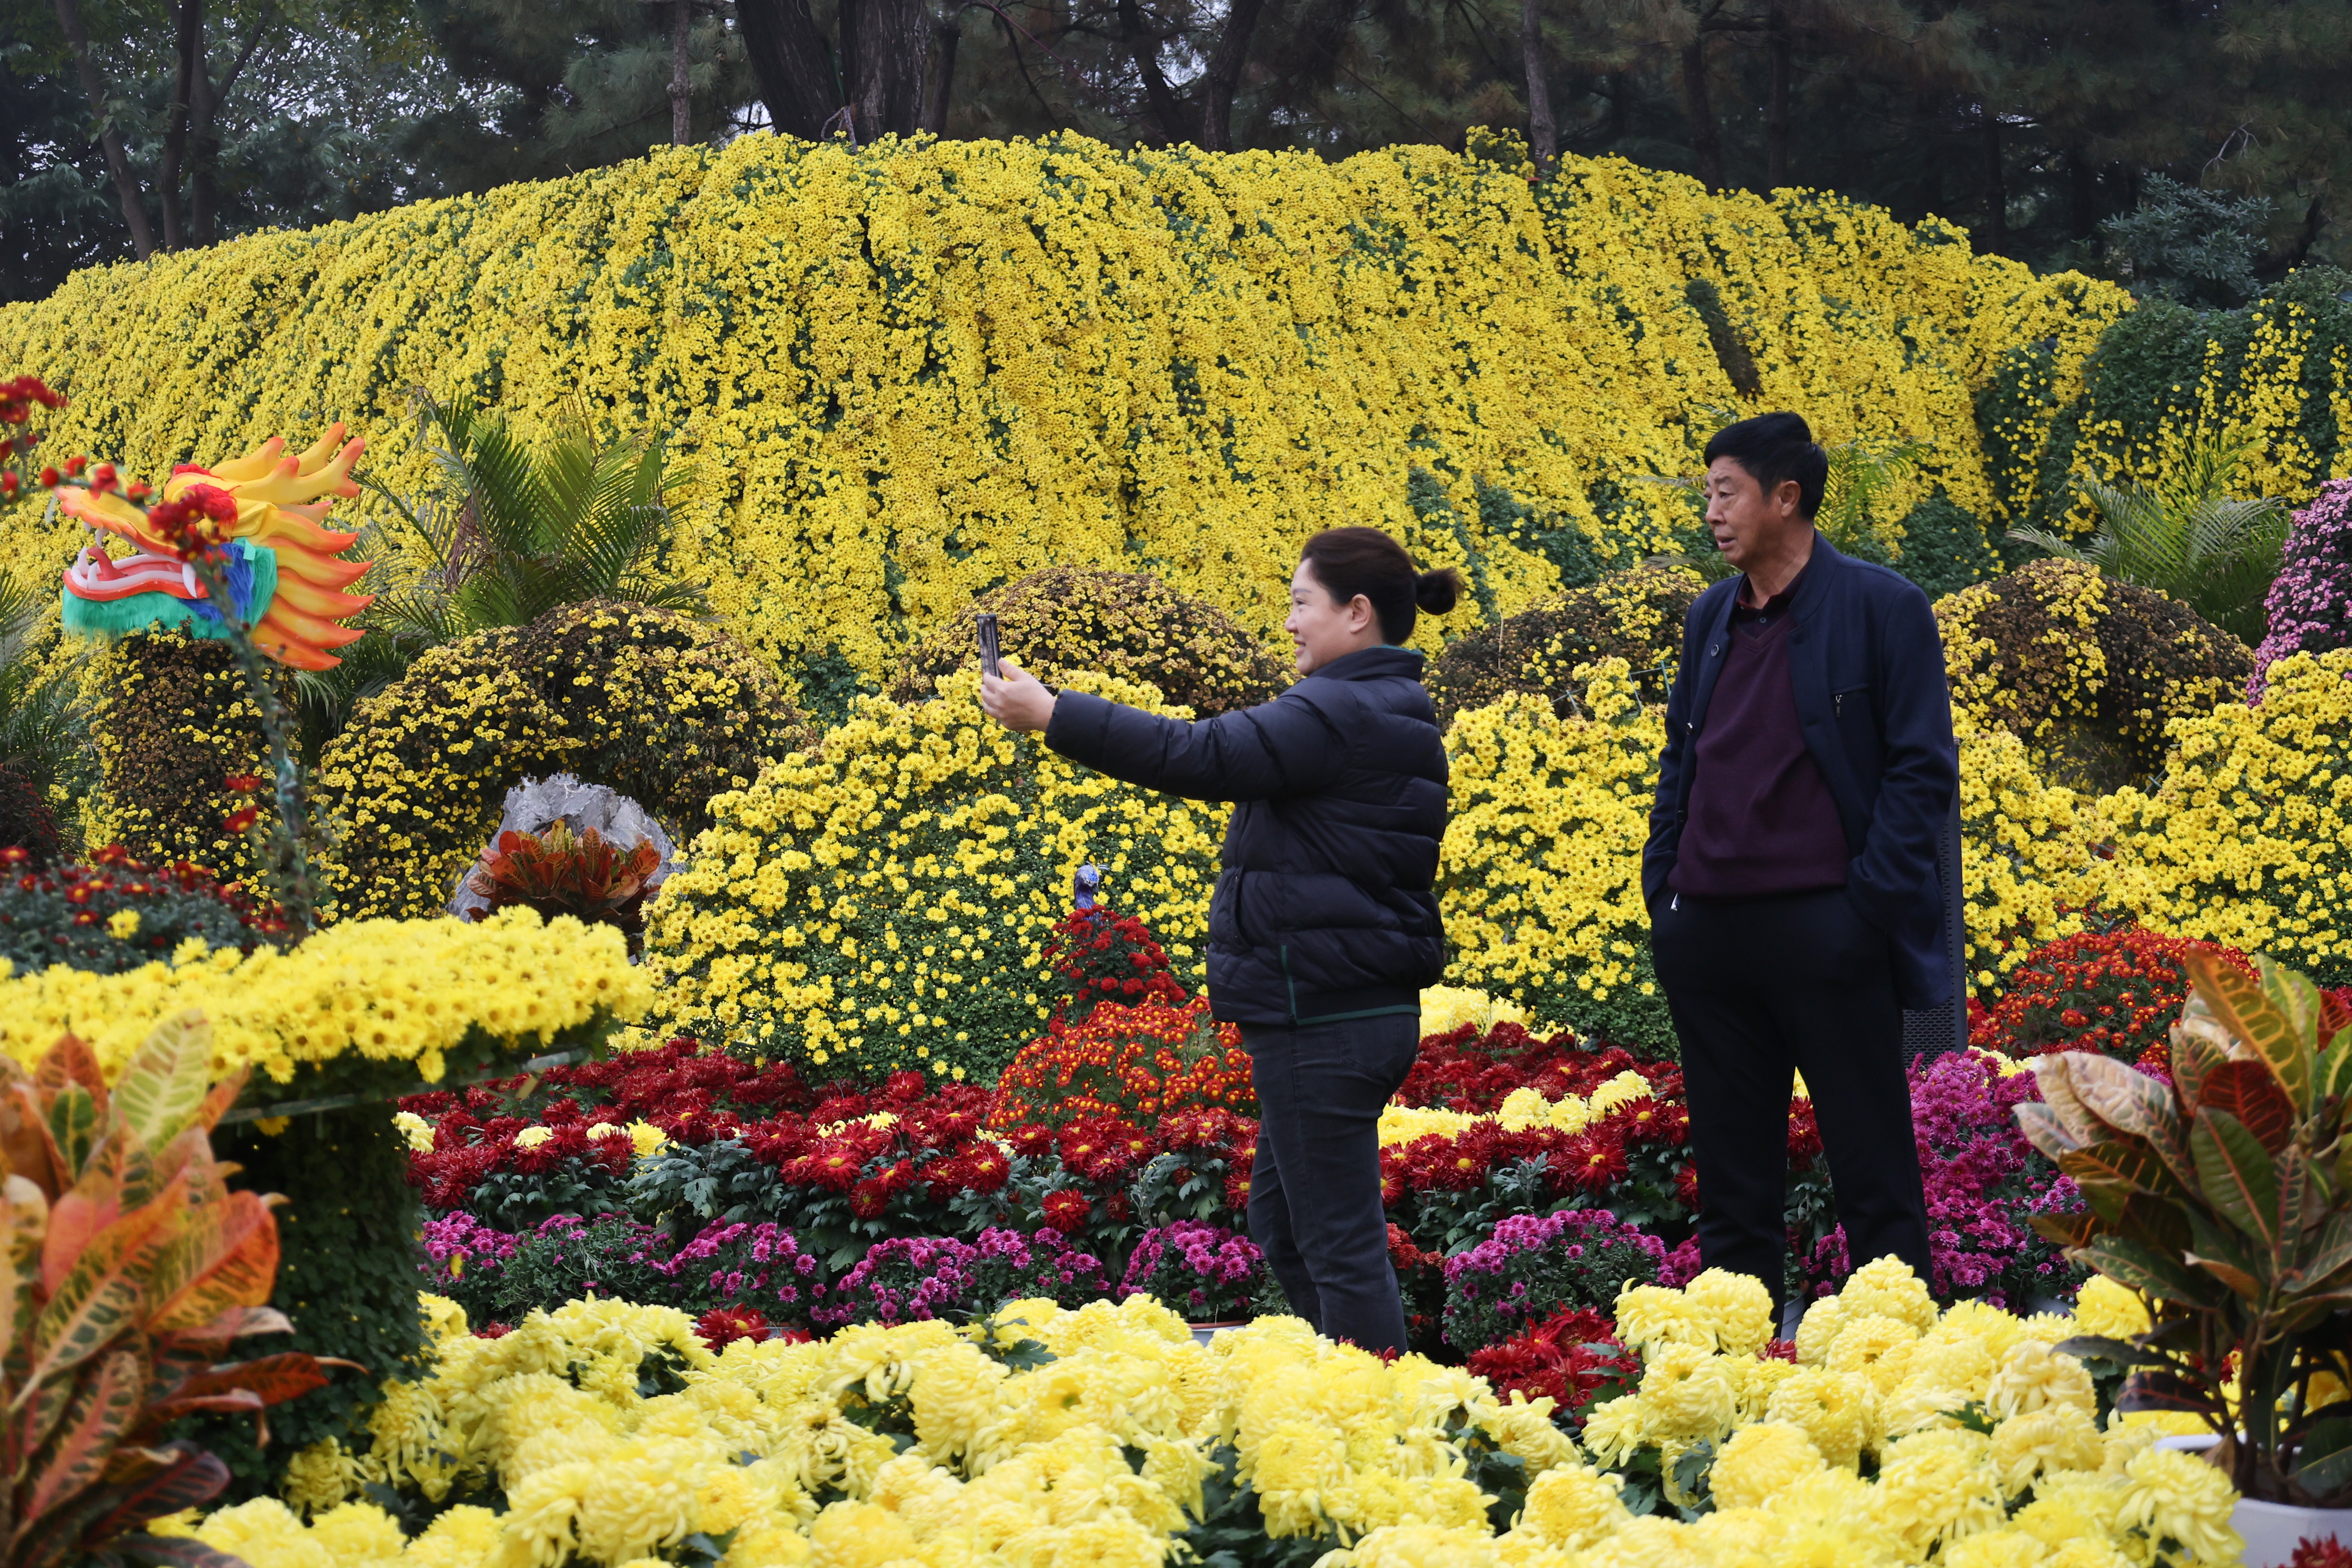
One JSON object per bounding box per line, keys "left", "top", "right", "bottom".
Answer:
{"left": 1375, "top": 1070, "right": 1652, "bottom": 1148}
{"left": 0, "top": 907, "right": 650, "bottom": 1085}
{"left": 1574, "top": 1260, "right": 2242, "bottom": 1567}
{"left": 1439, "top": 662, "right": 1665, "bottom": 1044}
{"left": 0, "top": 135, "right": 2125, "bottom": 698}
{"left": 2089, "top": 646, "right": 2352, "bottom": 982}
{"left": 637, "top": 668, "right": 1225, "bottom": 1079}
{"left": 194, "top": 1292, "right": 1591, "bottom": 1568}
{"left": 1418, "top": 984, "right": 1559, "bottom": 1039}
{"left": 193, "top": 1271, "right": 2248, "bottom": 1568}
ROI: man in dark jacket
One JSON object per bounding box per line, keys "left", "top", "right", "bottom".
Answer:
{"left": 981, "top": 531, "right": 1461, "bottom": 1353}
{"left": 1645, "top": 411, "right": 1953, "bottom": 1312}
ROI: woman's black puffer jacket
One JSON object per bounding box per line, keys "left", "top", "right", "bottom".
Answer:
{"left": 1041, "top": 645, "right": 1449, "bottom": 1026}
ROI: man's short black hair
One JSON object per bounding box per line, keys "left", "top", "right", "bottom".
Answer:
{"left": 1703, "top": 411, "right": 1828, "bottom": 520}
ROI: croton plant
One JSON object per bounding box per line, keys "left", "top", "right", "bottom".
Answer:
{"left": 0, "top": 1017, "right": 345, "bottom": 1568}
{"left": 2023, "top": 950, "right": 2352, "bottom": 1504}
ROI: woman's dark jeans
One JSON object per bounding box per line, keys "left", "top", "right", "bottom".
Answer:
{"left": 1238, "top": 1014, "right": 1420, "bottom": 1354}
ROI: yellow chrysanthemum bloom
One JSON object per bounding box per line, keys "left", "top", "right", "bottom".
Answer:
{"left": 1988, "top": 1403, "right": 2106, "bottom": 1495}
{"left": 1825, "top": 1313, "right": 1923, "bottom": 1396}
{"left": 2118, "top": 1446, "right": 2245, "bottom": 1566}
{"left": 1764, "top": 1369, "right": 1878, "bottom": 1470}
{"left": 392, "top": 1109, "right": 435, "bottom": 1153}
{"left": 1576, "top": 1395, "right": 1654, "bottom": 1469}
{"left": 1611, "top": 1284, "right": 1714, "bottom": 1354}
{"left": 1835, "top": 1256, "right": 1939, "bottom": 1333}
{"left": 1940, "top": 1526, "right": 2062, "bottom": 1568}
{"left": 1986, "top": 1340, "right": 2097, "bottom": 1421}
{"left": 2071, "top": 1277, "right": 2152, "bottom": 1342}
{"left": 1870, "top": 1427, "right": 2008, "bottom": 1559}
{"left": 1706, "top": 1421, "right": 1827, "bottom": 1511}
{"left": 1681, "top": 1269, "right": 1776, "bottom": 1358}
{"left": 1510, "top": 1464, "right": 1631, "bottom": 1551}
{"left": 277, "top": 1438, "right": 357, "bottom": 1519}
{"left": 1635, "top": 1342, "right": 1740, "bottom": 1442}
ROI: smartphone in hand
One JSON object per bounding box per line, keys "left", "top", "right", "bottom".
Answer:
{"left": 976, "top": 612, "right": 1002, "bottom": 680}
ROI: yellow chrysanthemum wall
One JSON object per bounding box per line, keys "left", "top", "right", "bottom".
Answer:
{"left": 0, "top": 133, "right": 2125, "bottom": 695}
{"left": 0, "top": 907, "right": 651, "bottom": 1090}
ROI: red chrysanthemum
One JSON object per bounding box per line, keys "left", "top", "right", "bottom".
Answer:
{"left": 695, "top": 1307, "right": 770, "bottom": 1349}
{"left": 1039, "top": 1189, "right": 1092, "bottom": 1234}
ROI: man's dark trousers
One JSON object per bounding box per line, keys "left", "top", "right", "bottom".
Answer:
{"left": 1240, "top": 1015, "right": 1419, "bottom": 1354}
{"left": 1651, "top": 886, "right": 1932, "bottom": 1308}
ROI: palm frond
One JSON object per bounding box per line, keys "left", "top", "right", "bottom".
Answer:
{"left": 419, "top": 392, "right": 557, "bottom": 576}
{"left": 0, "top": 579, "right": 89, "bottom": 800}
{"left": 379, "top": 384, "right": 715, "bottom": 642}
{"left": 531, "top": 404, "right": 608, "bottom": 560}
{"left": 2018, "top": 435, "right": 2288, "bottom": 645}
{"left": 1819, "top": 440, "right": 1921, "bottom": 554}
{"left": 2003, "top": 524, "right": 2095, "bottom": 565}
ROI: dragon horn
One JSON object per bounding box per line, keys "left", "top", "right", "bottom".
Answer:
{"left": 231, "top": 437, "right": 364, "bottom": 507}
{"left": 271, "top": 549, "right": 373, "bottom": 591}
{"left": 270, "top": 576, "right": 374, "bottom": 620}
{"left": 291, "top": 424, "right": 349, "bottom": 475}
{"left": 210, "top": 437, "right": 290, "bottom": 484}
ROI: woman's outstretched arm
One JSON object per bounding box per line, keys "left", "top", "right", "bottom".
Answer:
{"left": 981, "top": 658, "right": 1347, "bottom": 803}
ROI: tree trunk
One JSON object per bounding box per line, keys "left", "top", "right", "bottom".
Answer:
{"left": 922, "top": 18, "right": 960, "bottom": 134}
{"left": 1764, "top": 3, "right": 1790, "bottom": 190}
{"left": 738, "top": 0, "right": 842, "bottom": 141}
{"left": 2069, "top": 145, "right": 2097, "bottom": 240}
{"left": 53, "top": 0, "right": 155, "bottom": 258}
{"left": 190, "top": 16, "right": 263, "bottom": 247}
{"left": 671, "top": 0, "right": 693, "bottom": 143}
{"left": 1520, "top": 0, "right": 1554, "bottom": 175}
{"left": 1979, "top": 107, "right": 2006, "bottom": 254}
{"left": 1198, "top": 0, "right": 1274, "bottom": 151}
{"left": 162, "top": 0, "right": 203, "bottom": 250}
{"left": 187, "top": 21, "right": 217, "bottom": 245}
{"left": 1680, "top": 37, "right": 1723, "bottom": 192}
{"left": 845, "top": 0, "right": 925, "bottom": 139}
{"left": 1118, "top": 0, "right": 1191, "bottom": 145}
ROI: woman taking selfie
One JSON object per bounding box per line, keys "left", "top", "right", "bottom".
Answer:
{"left": 979, "top": 527, "right": 1460, "bottom": 1354}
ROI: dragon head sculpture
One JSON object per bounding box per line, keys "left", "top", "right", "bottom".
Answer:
{"left": 57, "top": 426, "right": 375, "bottom": 670}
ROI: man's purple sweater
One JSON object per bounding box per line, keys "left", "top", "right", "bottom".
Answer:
{"left": 1667, "top": 570, "right": 1850, "bottom": 899}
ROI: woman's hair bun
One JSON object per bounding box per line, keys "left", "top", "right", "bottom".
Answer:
{"left": 1415, "top": 567, "right": 1464, "bottom": 615}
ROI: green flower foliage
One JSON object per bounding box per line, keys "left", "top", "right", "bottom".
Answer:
{"left": 888, "top": 568, "right": 1292, "bottom": 720}
{"left": 188, "top": 1108, "right": 431, "bottom": 1501}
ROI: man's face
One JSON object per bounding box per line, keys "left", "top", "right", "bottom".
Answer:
{"left": 1703, "top": 456, "right": 1806, "bottom": 572}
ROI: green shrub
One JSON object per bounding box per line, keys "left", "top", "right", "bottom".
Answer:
{"left": 190, "top": 1108, "right": 431, "bottom": 1500}
{"left": 1425, "top": 564, "right": 1703, "bottom": 728}
{"left": 86, "top": 631, "right": 282, "bottom": 879}
{"left": 321, "top": 602, "right": 807, "bottom": 920}
{"left": 1890, "top": 494, "right": 2003, "bottom": 600}
{"left": 1936, "top": 558, "right": 2251, "bottom": 793}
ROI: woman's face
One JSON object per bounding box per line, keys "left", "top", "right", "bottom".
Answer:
{"left": 1286, "top": 559, "right": 1379, "bottom": 675}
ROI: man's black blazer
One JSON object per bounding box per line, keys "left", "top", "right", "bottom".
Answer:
{"left": 1643, "top": 536, "right": 1960, "bottom": 1010}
